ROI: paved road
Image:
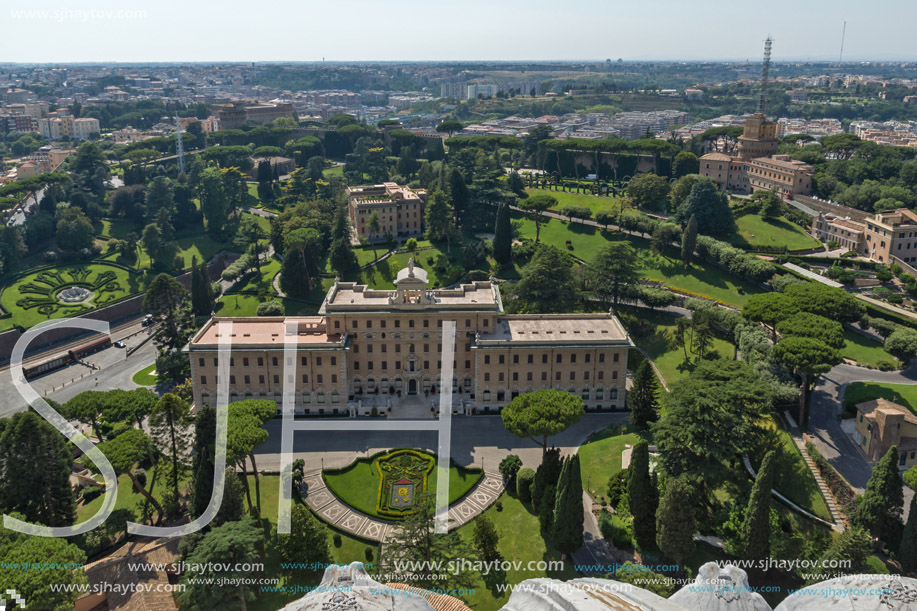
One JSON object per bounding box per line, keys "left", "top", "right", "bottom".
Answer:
{"left": 810, "top": 362, "right": 917, "bottom": 493}
{"left": 7, "top": 187, "right": 45, "bottom": 227}
{"left": 252, "top": 412, "right": 628, "bottom": 472}
{"left": 0, "top": 321, "right": 158, "bottom": 417}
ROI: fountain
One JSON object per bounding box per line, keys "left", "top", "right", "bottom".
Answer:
{"left": 57, "top": 286, "right": 93, "bottom": 304}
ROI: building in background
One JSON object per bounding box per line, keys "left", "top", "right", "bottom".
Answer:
{"left": 347, "top": 182, "right": 427, "bottom": 242}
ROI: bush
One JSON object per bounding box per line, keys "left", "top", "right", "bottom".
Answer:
{"left": 598, "top": 509, "right": 615, "bottom": 539}
{"left": 612, "top": 562, "right": 676, "bottom": 597}
{"left": 132, "top": 468, "right": 147, "bottom": 488}
{"left": 878, "top": 360, "right": 898, "bottom": 371}
{"left": 498, "top": 454, "right": 523, "bottom": 488}
{"left": 606, "top": 469, "right": 629, "bottom": 508}
{"left": 256, "top": 300, "right": 285, "bottom": 316}
{"left": 333, "top": 533, "right": 342, "bottom": 547}
{"left": 889, "top": 294, "right": 904, "bottom": 305}
{"left": 80, "top": 485, "right": 104, "bottom": 503}
{"left": 364, "top": 546, "right": 373, "bottom": 561}
{"left": 516, "top": 467, "right": 535, "bottom": 502}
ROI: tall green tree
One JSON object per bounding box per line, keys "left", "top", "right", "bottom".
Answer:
{"left": 380, "top": 493, "right": 476, "bottom": 592}
{"left": 518, "top": 193, "right": 555, "bottom": 243}
{"left": 283, "top": 227, "right": 321, "bottom": 294}
{"left": 681, "top": 214, "right": 698, "bottom": 266}
{"left": 178, "top": 518, "right": 264, "bottom": 610}
{"left": 0, "top": 411, "right": 75, "bottom": 527}
{"left": 191, "top": 406, "right": 216, "bottom": 520}
{"left": 235, "top": 216, "right": 267, "bottom": 273}
{"left": 629, "top": 361, "right": 660, "bottom": 428}
{"left": 502, "top": 390, "right": 584, "bottom": 456}
{"left": 628, "top": 441, "right": 657, "bottom": 549}
{"left": 448, "top": 168, "right": 470, "bottom": 224}
{"left": 552, "top": 454, "right": 584, "bottom": 555}
{"left": 531, "top": 448, "right": 562, "bottom": 513}
{"left": 472, "top": 515, "right": 501, "bottom": 561}
{"left": 588, "top": 242, "right": 639, "bottom": 308}
{"left": 899, "top": 494, "right": 917, "bottom": 573}
{"left": 329, "top": 207, "right": 358, "bottom": 276}
{"left": 0, "top": 522, "right": 88, "bottom": 611}
{"left": 854, "top": 445, "right": 904, "bottom": 544}
{"left": 742, "top": 450, "right": 776, "bottom": 561}
{"left": 150, "top": 393, "right": 193, "bottom": 513}
{"left": 627, "top": 173, "right": 670, "bottom": 212}
{"left": 512, "top": 246, "right": 578, "bottom": 313}
{"left": 198, "top": 167, "right": 227, "bottom": 236}
{"left": 190, "top": 259, "right": 214, "bottom": 317}
{"left": 656, "top": 477, "right": 695, "bottom": 566}
{"left": 277, "top": 503, "right": 331, "bottom": 576}
{"left": 424, "top": 188, "right": 456, "bottom": 252}
{"left": 143, "top": 273, "right": 194, "bottom": 352}
{"left": 673, "top": 152, "right": 700, "bottom": 178}
{"left": 492, "top": 202, "right": 513, "bottom": 265}
{"left": 772, "top": 336, "right": 841, "bottom": 425}
{"left": 676, "top": 178, "right": 733, "bottom": 235}
{"left": 818, "top": 526, "right": 872, "bottom": 575}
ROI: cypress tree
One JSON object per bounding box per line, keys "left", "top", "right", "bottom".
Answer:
{"left": 900, "top": 494, "right": 917, "bottom": 573}
{"left": 628, "top": 441, "right": 657, "bottom": 549}
{"left": 538, "top": 483, "right": 556, "bottom": 533}
{"left": 742, "top": 450, "right": 776, "bottom": 561}
{"left": 854, "top": 445, "right": 904, "bottom": 543}
{"left": 191, "top": 406, "right": 217, "bottom": 519}
{"left": 551, "top": 455, "right": 584, "bottom": 555}
{"left": 656, "top": 477, "right": 695, "bottom": 566}
{"left": 681, "top": 214, "right": 698, "bottom": 266}
{"left": 531, "top": 448, "right": 561, "bottom": 511}
{"left": 493, "top": 202, "right": 512, "bottom": 265}
{"left": 629, "top": 362, "right": 659, "bottom": 429}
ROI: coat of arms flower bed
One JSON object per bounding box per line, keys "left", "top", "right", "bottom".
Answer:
{"left": 375, "top": 449, "right": 434, "bottom": 517}
{"left": 321, "top": 448, "right": 484, "bottom": 521}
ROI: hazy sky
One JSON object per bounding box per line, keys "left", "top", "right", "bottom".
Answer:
{"left": 3, "top": 0, "right": 916, "bottom": 63}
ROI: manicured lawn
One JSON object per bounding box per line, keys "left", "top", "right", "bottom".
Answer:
{"left": 513, "top": 212, "right": 762, "bottom": 307}
{"left": 578, "top": 425, "right": 652, "bottom": 500}
{"left": 730, "top": 213, "right": 822, "bottom": 253}
{"left": 76, "top": 465, "right": 180, "bottom": 524}
{"left": 618, "top": 306, "right": 736, "bottom": 386}
{"left": 323, "top": 165, "right": 344, "bottom": 178}
{"left": 844, "top": 381, "right": 917, "bottom": 413}
{"left": 232, "top": 259, "right": 281, "bottom": 294}
{"left": 751, "top": 417, "right": 832, "bottom": 522}
{"left": 524, "top": 188, "right": 625, "bottom": 216}
{"left": 131, "top": 363, "right": 159, "bottom": 386}
{"left": 100, "top": 212, "right": 269, "bottom": 272}
{"left": 0, "top": 263, "right": 142, "bottom": 331}
{"left": 322, "top": 449, "right": 483, "bottom": 520}
{"left": 840, "top": 330, "right": 897, "bottom": 369}
{"left": 216, "top": 293, "right": 320, "bottom": 317}
{"left": 452, "top": 492, "right": 578, "bottom": 610}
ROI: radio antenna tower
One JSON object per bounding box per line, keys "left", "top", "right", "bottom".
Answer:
{"left": 757, "top": 37, "right": 772, "bottom": 115}
{"left": 839, "top": 21, "right": 846, "bottom": 63}
{"left": 174, "top": 115, "right": 185, "bottom": 174}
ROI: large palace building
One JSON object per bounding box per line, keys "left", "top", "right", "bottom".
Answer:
{"left": 187, "top": 263, "right": 633, "bottom": 416}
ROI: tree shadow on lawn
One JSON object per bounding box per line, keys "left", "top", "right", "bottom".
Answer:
{"left": 639, "top": 249, "right": 733, "bottom": 290}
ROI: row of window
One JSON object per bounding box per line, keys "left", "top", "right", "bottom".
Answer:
{"left": 483, "top": 352, "right": 617, "bottom": 365}
{"left": 483, "top": 370, "right": 616, "bottom": 382}
{"left": 202, "top": 372, "right": 341, "bottom": 386}
{"left": 199, "top": 355, "right": 339, "bottom": 368}
{"left": 341, "top": 318, "right": 490, "bottom": 330}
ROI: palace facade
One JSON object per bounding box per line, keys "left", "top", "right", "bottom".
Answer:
{"left": 187, "top": 263, "right": 633, "bottom": 416}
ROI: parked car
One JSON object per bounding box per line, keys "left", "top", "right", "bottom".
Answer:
{"left": 113, "top": 341, "right": 126, "bottom": 348}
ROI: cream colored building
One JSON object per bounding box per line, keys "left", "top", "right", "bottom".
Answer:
{"left": 347, "top": 182, "right": 427, "bottom": 242}
{"left": 853, "top": 398, "right": 917, "bottom": 467}
{"left": 699, "top": 112, "right": 813, "bottom": 198}
{"left": 188, "top": 264, "right": 632, "bottom": 416}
